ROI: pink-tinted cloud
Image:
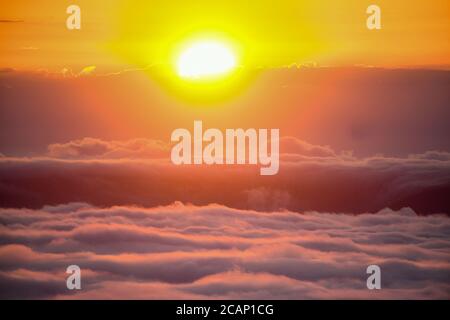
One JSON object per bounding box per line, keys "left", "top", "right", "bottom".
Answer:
{"left": 0, "top": 137, "right": 449, "bottom": 214}
{"left": 0, "top": 203, "right": 449, "bottom": 299}
{"left": 46, "top": 137, "right": 169, "bottom": 159}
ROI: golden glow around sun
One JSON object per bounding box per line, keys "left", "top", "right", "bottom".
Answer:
{"left": 177, "top": 41, "right": 237, "bottom": 79}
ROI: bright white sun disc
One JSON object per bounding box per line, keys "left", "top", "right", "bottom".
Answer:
{"left": 177, "top": 41, "right": 236, "bottom": 79}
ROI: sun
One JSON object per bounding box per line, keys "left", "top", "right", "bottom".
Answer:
{"left": 176, "top": 41, "right": 237, "bottom": 79}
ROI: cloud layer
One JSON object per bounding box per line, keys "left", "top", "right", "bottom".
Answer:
{"left": 0, "top": 203, "right": 449, "bottom": 299}
{"left": 1, "top": 137, "right": 449, "bottom": 214}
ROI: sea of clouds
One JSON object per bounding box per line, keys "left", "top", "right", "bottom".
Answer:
{"left": 1, "top": 202, "right": 449, "bottom": 299}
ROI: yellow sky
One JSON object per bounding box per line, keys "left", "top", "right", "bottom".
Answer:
{"left": 1, "top": 0, "right": 449, "bottom": 71}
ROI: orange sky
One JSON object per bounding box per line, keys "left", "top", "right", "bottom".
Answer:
{"left": 1, "top": 0, "right": 449, "bottom": 71}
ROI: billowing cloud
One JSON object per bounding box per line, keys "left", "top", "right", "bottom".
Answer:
{"left": 46, "top": 137, "right": 169, "bottom": 159}
{"left": 280, "top": 136, "right": 338, "bottom": 158}
{"left": 0, "top": 203, "right": 449, "bottom": 299}
{"left": 0, "top": 137, "right": 449, "bottom": 214}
